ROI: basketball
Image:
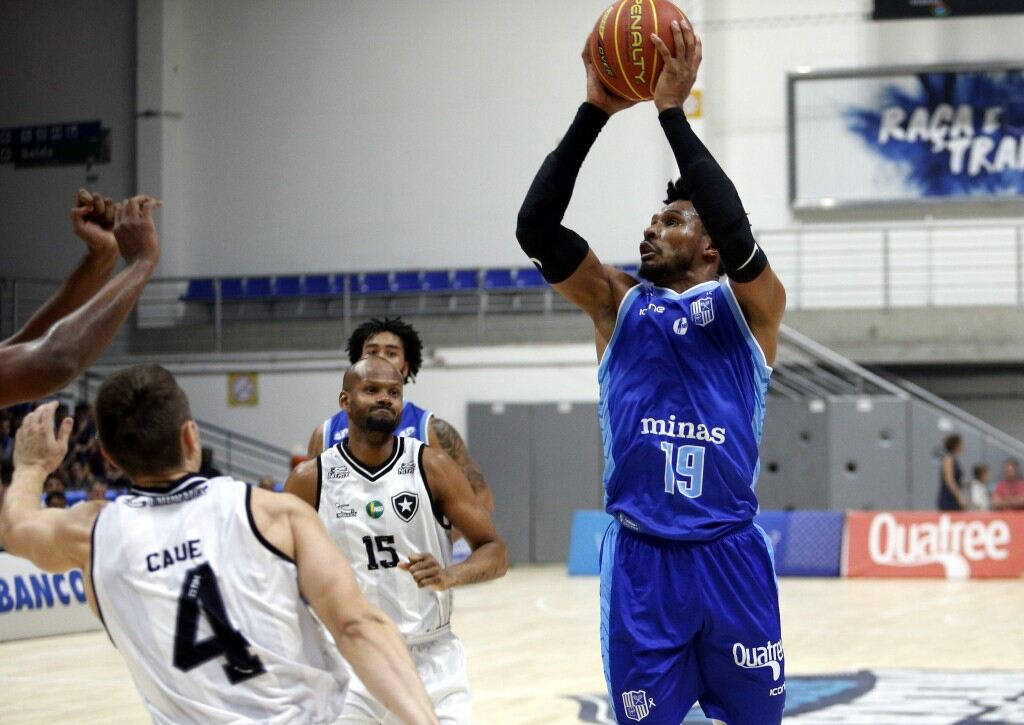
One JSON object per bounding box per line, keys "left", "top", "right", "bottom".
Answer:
{"left": 588, "top": 0, "right": 687, "bottom": 102}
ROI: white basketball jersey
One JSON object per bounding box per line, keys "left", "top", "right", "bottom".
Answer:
{"left": 91, "top": 475, "right": 348, "bottom": 725}
{"left": 317, "top": 437, "right": 453, "bottom": 644}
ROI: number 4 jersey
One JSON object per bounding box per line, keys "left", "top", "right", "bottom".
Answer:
{"left": 90, "top": 475, "right": 348, "bottom": 725}
{"left": 316, "top": 436, "right": 454, "bottom": 644}
{"left": 599, "top": 279, "right": 772, "bottom": 541}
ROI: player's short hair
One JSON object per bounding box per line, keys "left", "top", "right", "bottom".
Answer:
{"left": 943, "top": 434, "right": 962, "bottom": 453}
{"left": 346, "top": 316, "right": 423, "bottom": 383}
{"left": 96, "top": 364, "right": 192, "bottom": 479}
{"left": 664, "top": 179, "right": 725, "bottom": 278}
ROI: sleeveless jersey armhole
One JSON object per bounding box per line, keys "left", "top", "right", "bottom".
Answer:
{"left": 418, "top": 445, "right": 452, "bottom": 530}
{"left": 314, "top": 453, "right": 324, "bottom": 511}
{"left": 89, "top": 508, "right": 116, "bottom": 648}
{"left": 597, "top": 283, "right": 645, "bottom": 378}
{"left": 245, "top": 485, "right": 295, "bottom": 564}
{"left": 420, "top": 410, "right": 434, "bottom": 444}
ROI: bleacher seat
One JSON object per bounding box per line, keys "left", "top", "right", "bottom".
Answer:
{"left": 423, "top": 270, "right": 453, "bottom": 292}
{"left": 220, "top": 278, "right": 244, "bottom": 299}
{"left": 484, "top": 269, "right": 515, "bottom": 290}
{"left": 391, "top": 271, "right": 422, "bottom": 293}
{"left": 301, "top": 275, "right": 329, "bottom": 296}
{"left": 515, "top": 268, "right": 546, "bottom": 288}
{"left": 452, "top": 269, "right": 479, "bottom": 290}
{"left": 243, "top": 277, "right": 273, "bottom": 298}
{"left": 357, "top": 273, "right": 389, "bottom": 294}
{"left": 182, "top": 279, "right": 215, "bottom": 301}
{"left": 274, "top": 276, "right": 301, "bottom": 296}
{"left": 331, "top": 274, "right": 352, "bottom": 295}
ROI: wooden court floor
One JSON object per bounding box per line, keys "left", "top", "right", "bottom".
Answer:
{"left": 1, "top": 565, "right": 1022, "bottom": 724}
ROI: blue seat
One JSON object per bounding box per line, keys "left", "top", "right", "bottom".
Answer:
{"left": 220, "top": 278, "right": 244, "bottom": 300}
{"left": 182, "top": 279, "right": 215, "bottom": 301}
{"left": 243, "top": 277, "right": 273, "bottom": 298}
{"left": 484, "top": 268, "right": 515, "bottom": 290}
{"left": 274, "top": 276, "right": 301, "bottom": 296}
{"left": 422, "top": 270, "right": 452, "bottom": 292}
{"left": 357, "top": 273, "right": 389, "bottom": 294}
{"left": 515, "top": 267, "right": 546, "bottom": 288}
{"left": 452, "top": 269, "right": 479, "bottom": 290}
{"left": 303, "top": 275, "right": 331, "bottom": 296}
{"left": 391, "top": 271, "right": 422, "bottom": 293}
{"left": 331, "top": 274, "right": 354, "bottom": 295}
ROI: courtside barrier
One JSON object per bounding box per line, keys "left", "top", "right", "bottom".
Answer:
{"left": 0, "top": 553, "right": 100, "bottom": 641}
{"left": 843, "top": 511, "right": 1024, "bottom": 579}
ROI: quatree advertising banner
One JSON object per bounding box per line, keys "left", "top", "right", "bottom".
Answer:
{"left": 843, "top": 511, "right": 1024, "bottom": 579}
{"left": 789, "top": 63, "right": 1024, "bottom": 209}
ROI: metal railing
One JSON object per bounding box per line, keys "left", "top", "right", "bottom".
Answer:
{"left": 3, "top": 217, "right": 1024, "bottom": 352}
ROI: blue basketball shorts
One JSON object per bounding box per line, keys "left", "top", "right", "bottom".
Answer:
{"left": 599, "top": 521, "right": 785, "bottom": 724}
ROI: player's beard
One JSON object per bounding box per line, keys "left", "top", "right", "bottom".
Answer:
{"left": 364, "top": 408, "right": 399, "bottom": 434}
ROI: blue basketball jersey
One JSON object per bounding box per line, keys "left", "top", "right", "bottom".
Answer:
{"left": 599, "top": 279, "right": 771, "bottom": 541}
{"left": 322, "top": 401, "right": 434, "bottom": 449}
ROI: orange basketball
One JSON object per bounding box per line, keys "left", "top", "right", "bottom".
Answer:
{"left": 588, "top": 0, "right": 687, "bottom": 102}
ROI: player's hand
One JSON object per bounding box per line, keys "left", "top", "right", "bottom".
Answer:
{"left": 582, "top": 39, "right": 638, "bottom": 117}
{"left": 13, "top": 401, "right": 73, "bottom": 474}
{"left": 399, "top": 553, "right": 452, "bottom": 591}
{"left": 651, "top": 16, "right": 702, "bottom": 113}
{"left": 113, "top": 194, "right": 163, "bottom": 267}
{"left": 71, "top": 189, "right": 117, "bottom": 255}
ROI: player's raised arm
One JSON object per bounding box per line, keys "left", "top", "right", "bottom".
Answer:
{"left": 0, "top": 196, "right": 162, "bottom": 408}
{"left": 250, "top": 489, "right": 438, "bottom": 725}
{"left": 516, "top": 41, "right": 639, "bottom": 332}
{"left": 651, "top": 19, "right": 786, "bottom": 362}
{"left": 0, "top": 401, "right": 103, "bottom": 572}
{"left": 399, "top": 447, "right": 507, "bottom": 590}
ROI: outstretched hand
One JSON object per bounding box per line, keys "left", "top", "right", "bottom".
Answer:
{"left": 650, "top": 16, "right": 702, "bottom": 113}
{"left": 582, "top": 39, "right": 639, "bottom": 117}
{"left": 71, "top": 189, "right": 117, "bottom": 254}
{"left": 13, "top": 401, "right": 73, "bottom": 473}
{"left": 113, "top": 195, "right": 163, "bottom": 267}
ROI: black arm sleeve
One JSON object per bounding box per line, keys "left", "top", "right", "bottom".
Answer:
{"left": 658, "top": 107, "right": 768, "bottom": 283}
{"left": 515, "top": 103, "right": 609, "bottom": 284}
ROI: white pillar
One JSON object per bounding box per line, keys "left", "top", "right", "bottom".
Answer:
{"left": 136, "top": 0, "right": 185, "bottom": 277}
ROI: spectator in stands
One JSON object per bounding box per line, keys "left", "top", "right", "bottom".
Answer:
{"left": 937, "top": 434, "right": 967, "bottom": 511}
{"left": 993, "top": 458, "right": 1024, "bottom": 511}
{"left": 0, "top": 190, "right": 162, "bottom": 408}
{"left": 43, "top": 474, "right": 66, "bottom": 495}
{"left": 967, "top": 464, "right": 991, "bottom": 511}
{"left": 258, "top": 475, "right": 277, "bottom": 491}
{"left": 86, "top": 481, "right": 109, "bottom": 502}
{"left": 68, "top": 459, "right": 96, "bottom": 490}
{"left": 100, "top": 459, "right": 131, "bottom": 490}
{"left": 45, "top": 491, "right": 67, "bottom": 509}
{"left": 199, "top": 446, "right": 223, "bottom": 478}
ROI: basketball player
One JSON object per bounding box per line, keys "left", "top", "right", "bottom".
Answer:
{"left": 0, "top": 191, "right": 161, "bottom": 408}
{"left": 307, "top": 317, "right": 493, "bottom": 514}
{"left": 515, "top": 17, "right": 787, "bottom": 725}
{"left": 0, "top": 369, "right": 437, "bottom": 725}
{"left": 286, "top": 356, "right": 508, "bottom": 723}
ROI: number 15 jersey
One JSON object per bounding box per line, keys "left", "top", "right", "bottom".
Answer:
{"left": 316, "top": 437, "right": 454, "bottom": 645}
{"left": 599, "top": 279, "right": 772, "bottom": 542}
{"left": 90, "top": 475, "right": 348, "bottom": 725}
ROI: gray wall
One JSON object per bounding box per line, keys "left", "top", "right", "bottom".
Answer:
{"left": 0, "top": 0, "right": 136, "bottom": 278}
{"left": 469, "top": 402, "right": 603, "bottom": 564}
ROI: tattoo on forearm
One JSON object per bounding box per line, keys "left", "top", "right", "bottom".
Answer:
{"left": 433, "top": 418, "right": 490, "bottom": 496}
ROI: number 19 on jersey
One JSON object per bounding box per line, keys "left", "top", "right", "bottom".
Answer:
{"left": 660, "top": 442, "right": 705, "bottom": 498}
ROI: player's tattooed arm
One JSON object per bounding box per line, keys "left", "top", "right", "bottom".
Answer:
{"left": 429, "top": 417, "right": 494, "bottom": 512}
{"left": 400, "top": 447, "right": 508, "bottom": 590}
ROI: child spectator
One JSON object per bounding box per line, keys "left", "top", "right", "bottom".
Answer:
{"left": 967, "top": 464, "right": 991, "bottom": 511}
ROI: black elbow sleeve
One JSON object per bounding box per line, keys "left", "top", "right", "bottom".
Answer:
{"left": 516, "top": 224, "right": 590, "bottom": 285}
